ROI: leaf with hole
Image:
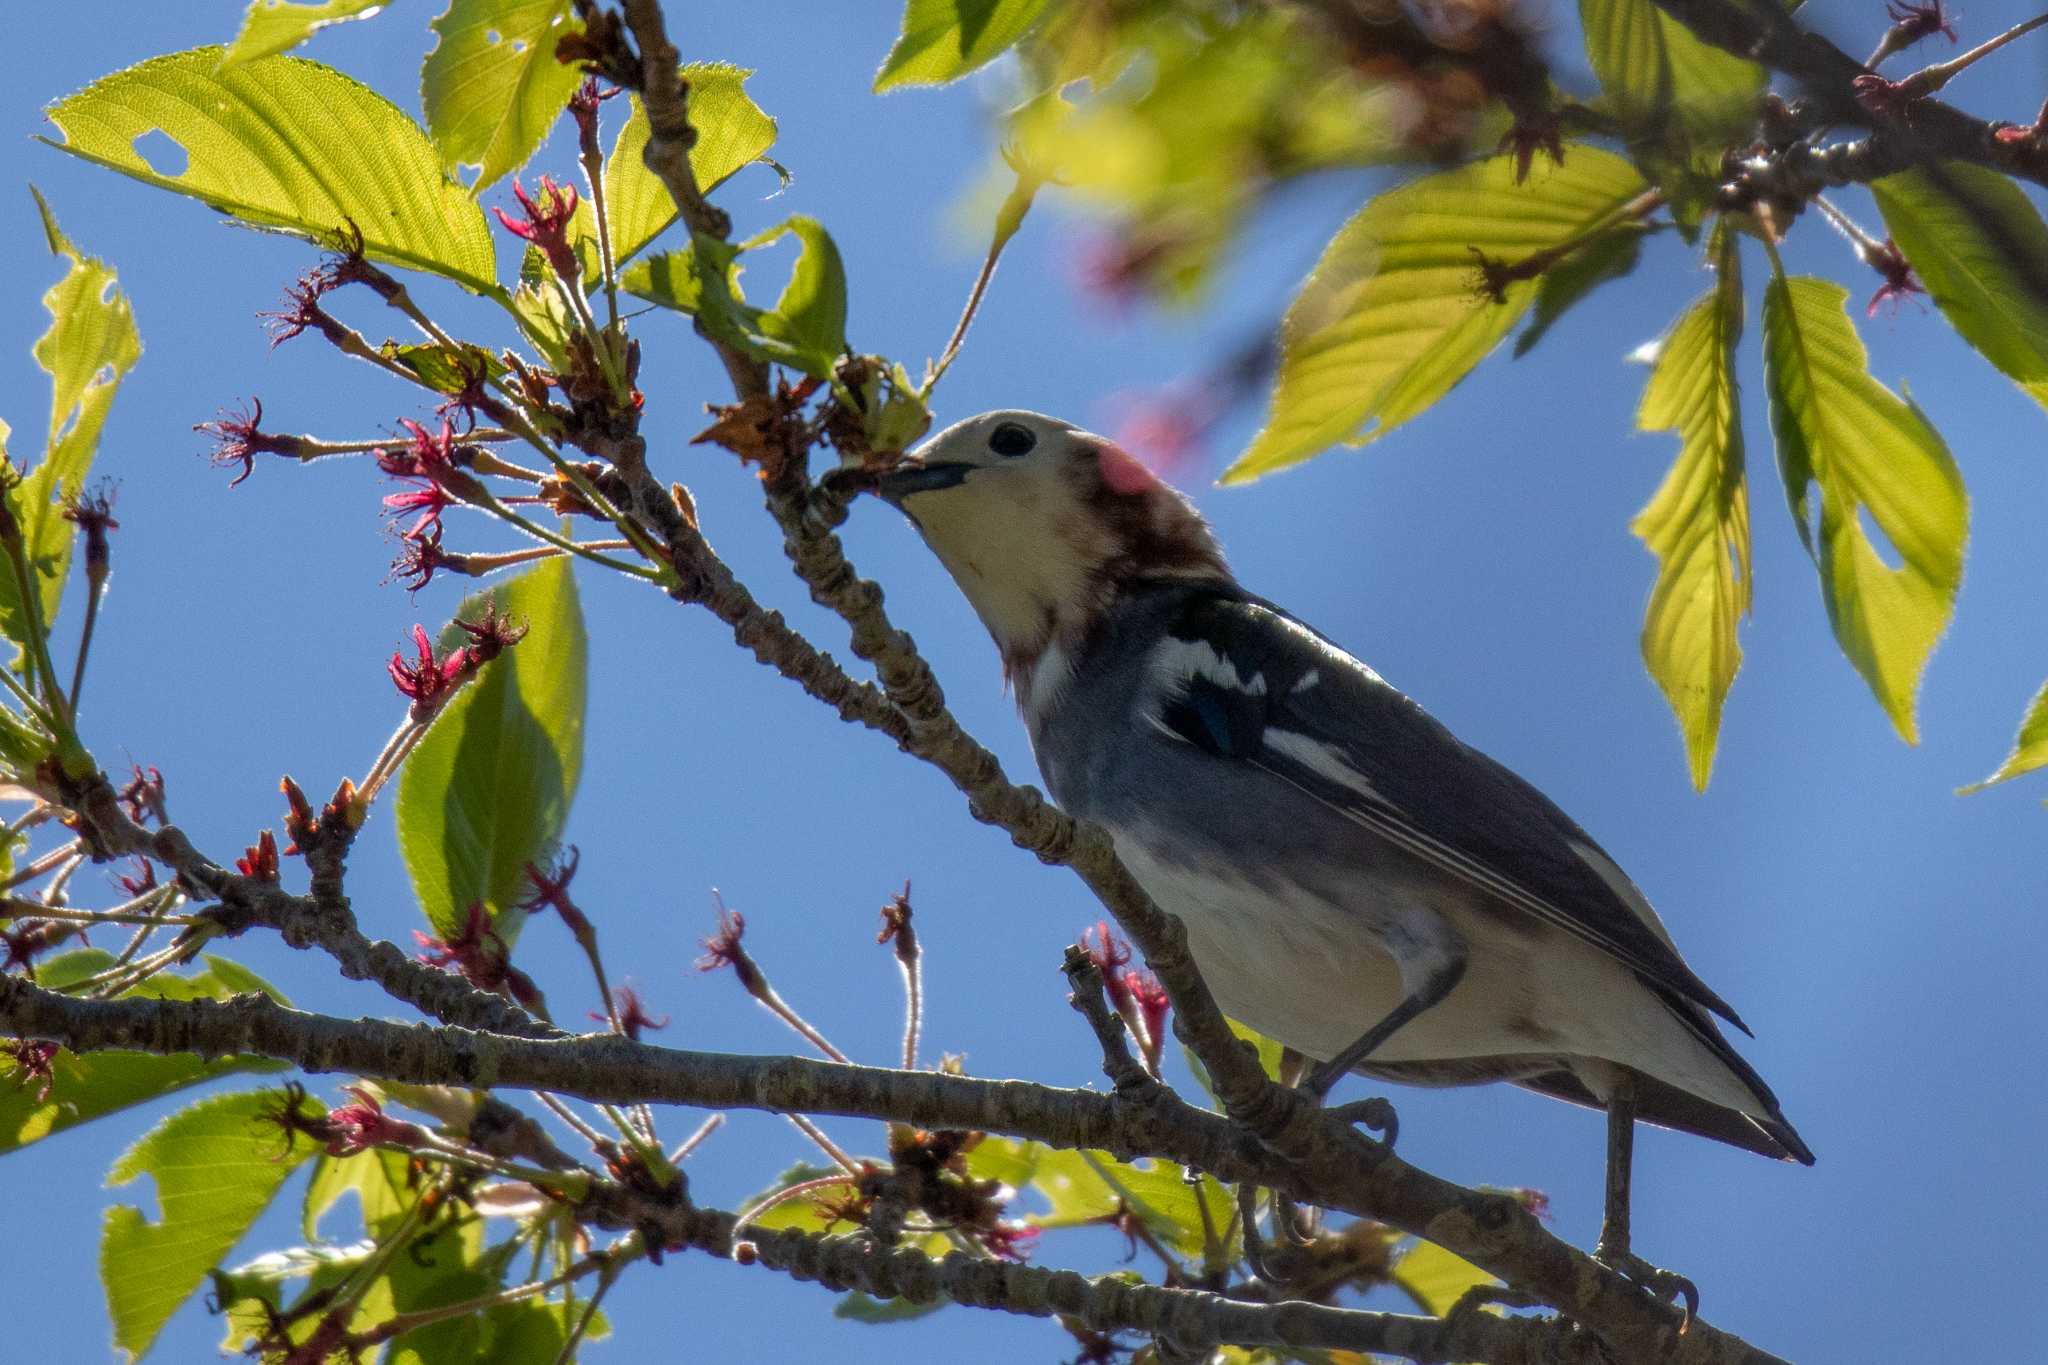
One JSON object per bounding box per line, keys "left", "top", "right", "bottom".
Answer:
{"left": 42, "top": 47, "right": 500, "bottom": 295}
{"left": 100, "top": 1088, "right": 317, "bottom": 1361}
{"left": 395, "top": 556, "right": 586, "bottom": 943}
{"left": 1632, "top": 224, "right": 1748, "bottom": 790}
{"left": 422, "top": 0, "right": 584, "bottom": 194}
{"left": 1229, "top": 147, "right": 1647, "bottom": 482}
{"left": 1761, "top": 273, "right": 1967, "bottom": 742}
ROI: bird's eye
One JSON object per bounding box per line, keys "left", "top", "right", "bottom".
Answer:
{"left": 988, "top": 422, "right": 1037, "bottom": 458}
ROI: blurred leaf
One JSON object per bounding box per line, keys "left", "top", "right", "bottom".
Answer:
{"left": 1761, "top": 273, "right": 1967, "bottom": 743}
{"left": 1230, "top": 148, "right": 1647, "bottom": 481}
{"left": 101, "top": 1089, "right": 316, "bottom": 1361}
{"left": 976, "top": 1141, "right": 1232, "bottom": 1260}
{"left": 397, "top": 557, "right": 586, "bottom": 942}
{"left": 1632, "top": 224, "right": 1748, "bottom": 790}
{"left": 875, "top": 0, "right": 1056, "bottom": 90}
{"left": 422, "top": 0, "right": 583, "bottom": 194}
{"left": 624, "top": 216, "right": 849, "bottom": 377}
{"left": 1959, "top": 677, "right": 2048, "bottom": 794}
{"left": 0, "top": 951, "right": 287, "bottom": 1155}
{"left": 737, "top": 1160, "right": 851, "bottom": 1235}
{"left": 219, "top": 0, "right": 388, "bottom": 68}
{"left": 834, "top": 1291, "right": 947, "bottom": 1323}
{"left": 1872, "top": 162, "right": 2048, "bottom": 414}
{"left": 601, "top": 69, "right": 778, "bottom": 267}
{"left": 1514, "top": 226, "right": 1646, "bottom": 357}
{"left": 1391, "top": 1237, "right": 1497, "bottom": 1315}
{"left": 42, "top": 48, "right": 501, "bottom": 295}
{"left": 305, "top": 1146, "right": 417, "bottom": 1240}
{"left": 0, "top": 192, "right": 140, "bottom": 669}
{"left": 389, "top": 341, "right": 507, "bottom": 393}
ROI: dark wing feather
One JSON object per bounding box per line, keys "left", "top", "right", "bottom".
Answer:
{"left": 1158, "top": 592, "right": 1747, "bottom": 1031}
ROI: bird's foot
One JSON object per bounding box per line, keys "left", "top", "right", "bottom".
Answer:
{"left": 1325, "top": 1095, "right": 1398, "bottom": 1148}
{"left": 1594, "top": 1245, "right": 1698, "bottom": 1332}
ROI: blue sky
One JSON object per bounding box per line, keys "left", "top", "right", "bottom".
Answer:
{"left": 3, "top": 2, "right": 2045, "bottom": 1361}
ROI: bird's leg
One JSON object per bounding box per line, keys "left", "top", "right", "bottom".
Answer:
{"left": 1303, "top": 954, "right": 1466, "bottom": 1104}
{"left": 1593, "top": 1072, "right": 1700, "bottom": 1329}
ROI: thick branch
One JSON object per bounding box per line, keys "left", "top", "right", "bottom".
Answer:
{"left": 0, "top": 977, "right": 1787, "bottom": 1365}
{"left": 1650, "top": 0, "right": 2048, "bottom": 187}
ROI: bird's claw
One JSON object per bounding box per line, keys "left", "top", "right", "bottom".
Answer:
{"left": 1326, "top": 1095, "right": 1398, "bottom": 1147}
{"left": 1595, "top": 1247, "right": 1699, "bottom": 1332}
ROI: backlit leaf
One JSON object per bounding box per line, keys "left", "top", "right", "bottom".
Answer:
{"left": 1761, "top": 273, "right": 1967, "bottom": 742}
{"left": 0, "top": 951, "right": 287, "bottom": 1155}
{"left": 1392, "top": 1237, "right": 1497, "bottom": 1315}
{"left": 422, "top": 0, "right": 583, "bottom": 194}
{"left": 624, "top": 216, "right": 850, "bottom": 377}
{"left": 1514, "top": 226, "right": 1647, "bottom": 357}
{"left": 42, "top": 48, "right": 500, "bottom": 295}
{"left": 875, "top": 0, "right": 1056, "bottom": 90}
{"left": 1872, "top": 162, "right": 2048, "bottom": 414}
{"left": 396, "top": 556, "right": 586, "bottom": 942}
{"left": 219, "top": 0, "right": 389, "bottom": 68}
{"left": 1631, "top": 224, "right": 1748, "bottom": 789}
{"left": 1958, "top": 676, "right": 2048, "bottom": 795}
{"left": 601, "top": 69, "right": 778, "bottom": 268}
{"left": 101, "top": 1089, "right": 315, "bottom": 1361}
{"left": 1229, "top": 147, "right": 1647, "bottom": 481}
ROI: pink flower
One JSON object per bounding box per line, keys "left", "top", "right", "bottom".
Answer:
{"left": 494, "top": 176, "right": 581, "bottom": 284}
{"left": 388, "top": 624, "right": 471, "bottom": 717}
{"left": 322, "top": 1085, "right": 428, "bottom": 1156}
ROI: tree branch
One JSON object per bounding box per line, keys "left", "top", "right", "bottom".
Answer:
{"left": 0, "top": 975, "right": 1789, "bottom": 1365}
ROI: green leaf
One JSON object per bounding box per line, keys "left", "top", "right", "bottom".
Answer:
{"left": 42, "top": 48, "right": 500, "bottom": 296}
{"left": 422, "top": 0, "right": 583, "bottom": 194}
{"left": 0, "top": 952, "right": 288, "bottom": 1155}
{"left": 1631, "top": 225, "right": 1748, "bottom": 790}
{"left": 1514, "top": 226, "right": 1646, "bottom": 357}
{"left": 1872, "top": 162, "right": 2048, "bottom": 414}
{"left": 1578, "top": 0, "right": 1762, "bottom": 224}
{"left": 395, "top": 556, "right": 587, "bottom": 941}
{"left": 101, "top": 1089, "right": 316, "bottom": 1361}
{"left": 219, "top": 0, "right": 389, "bottom": 68}
{"left": 0, "top": 192, "right": 141, "bottom": 668}
{"left": 972, "top": 1141, "right": 1233, "bottom": 1261}
{"left": 1392, "top": 1238, "right": 1497, "bottom": 1315}
{"left": 601, "top": 69, "right": 778, "bottom": 267}
{"left": 875, "top": 0, "right": 1056, "bottom": 91}
{"left": 389, "top": 341, "right": 507, "bottom": 394}
{"left": 305, "top": 1146, "right": 417, "bottom": 1240}
{"left": 834, "top": 1291, "right": 947, "bottom": 1323}
{"left": 624, "top": 216, "right": 850, "bottom": 377}
{"left": 1761, "top": 273, "right": 1968, "bottom": 742}
{"left": 1959, "top": 676, "right": 2048, "bottom": 794}
{"left": 1229, "top": 148, "right": 1647, "bottom": 481}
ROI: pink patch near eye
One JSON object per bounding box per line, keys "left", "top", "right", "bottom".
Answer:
{"left": 1095, "top": 441, "right": 1158, "bottom": 496}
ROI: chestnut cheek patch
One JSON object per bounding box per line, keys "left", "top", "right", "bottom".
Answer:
{"left": 1095, "top": 441, "right": 1158, "bottom": 496}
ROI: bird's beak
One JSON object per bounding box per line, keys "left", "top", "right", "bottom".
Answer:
{"left": 874, "top": 459, "right": 975, "bottom": 505}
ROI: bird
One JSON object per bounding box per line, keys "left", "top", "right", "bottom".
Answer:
{"left": 872, "top": 408, "right": 1813, "bottom": 1279}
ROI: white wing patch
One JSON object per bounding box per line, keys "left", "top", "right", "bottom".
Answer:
{"left": 1262, "top": 728, "right": 1385, "bottom": 806}
{"left": 1150, "top": 637, "right": 1267, "bottom": 697}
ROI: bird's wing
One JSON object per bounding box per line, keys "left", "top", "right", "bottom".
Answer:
{"left": 1145, "top": 591, "right": 1747, "bottom": 1032}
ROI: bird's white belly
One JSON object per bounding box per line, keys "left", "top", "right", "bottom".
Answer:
{"left": 1106, "top": 824, "right": 1759, "bottom": 1114}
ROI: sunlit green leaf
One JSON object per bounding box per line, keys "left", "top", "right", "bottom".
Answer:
{"left": 211, "top": 1241, "right": 373, "bottom": 1356}
{"left": 1514, "top": 226, "right": 1647, "bottom": 357}
{"left": 1632, "top": 224, "right": 1748, "bottom": 790}
{"left": 388, "top": 340, "right": 507, "bottom": 394}
{"left": 305, "top": 1145, "right": 417, "bottom": 1240}
{"left": 601, "top": 69, "right": 778, "bottom": 267}
{"left": 422, "top": 0, "right": 582, "bottom": 194}
{"left": 1872, "top": 162, "right": 2048, "bottom": 414}
{"left": 396, "top": 556, "right": 586, "bottom": 942}
{"left": 1761, "top": 272, "right": 1968, "bottom": 742}
{"left": 971, "top": 1141, "right": 1233, "bottom": 1261}
{"left": 42, "top": 48, "right": 500, "bottom": 295}
{"left": 1229, "top": 147, "right": 1647, "bottom": 481}
{"left": 1392, "top": 1237, "right": 1497, "bottom": 1315}
{"left": 0, "top": 192, "right": 141, "bottom": 669}
{"left": 1959, "top": 676, "right": 2048, "bottom": 794}
{"left": 0, "top": 951, "right": 288, "bottom": 1155}
{"left": 219, "top": 0, "right": 389, "bottom": 68}
{"left": 101, "top": 1089, "right": 316, "bottom": 1361}
{"left": 875, "top": 0, "right": 1056, "bottom": 90}
{"left": 624, "top": 216, "right": 850, "bottom": 377}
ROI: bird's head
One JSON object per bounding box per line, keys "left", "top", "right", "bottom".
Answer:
{"left": 876, "top": 410, "right": 1229, "bottom": 678}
